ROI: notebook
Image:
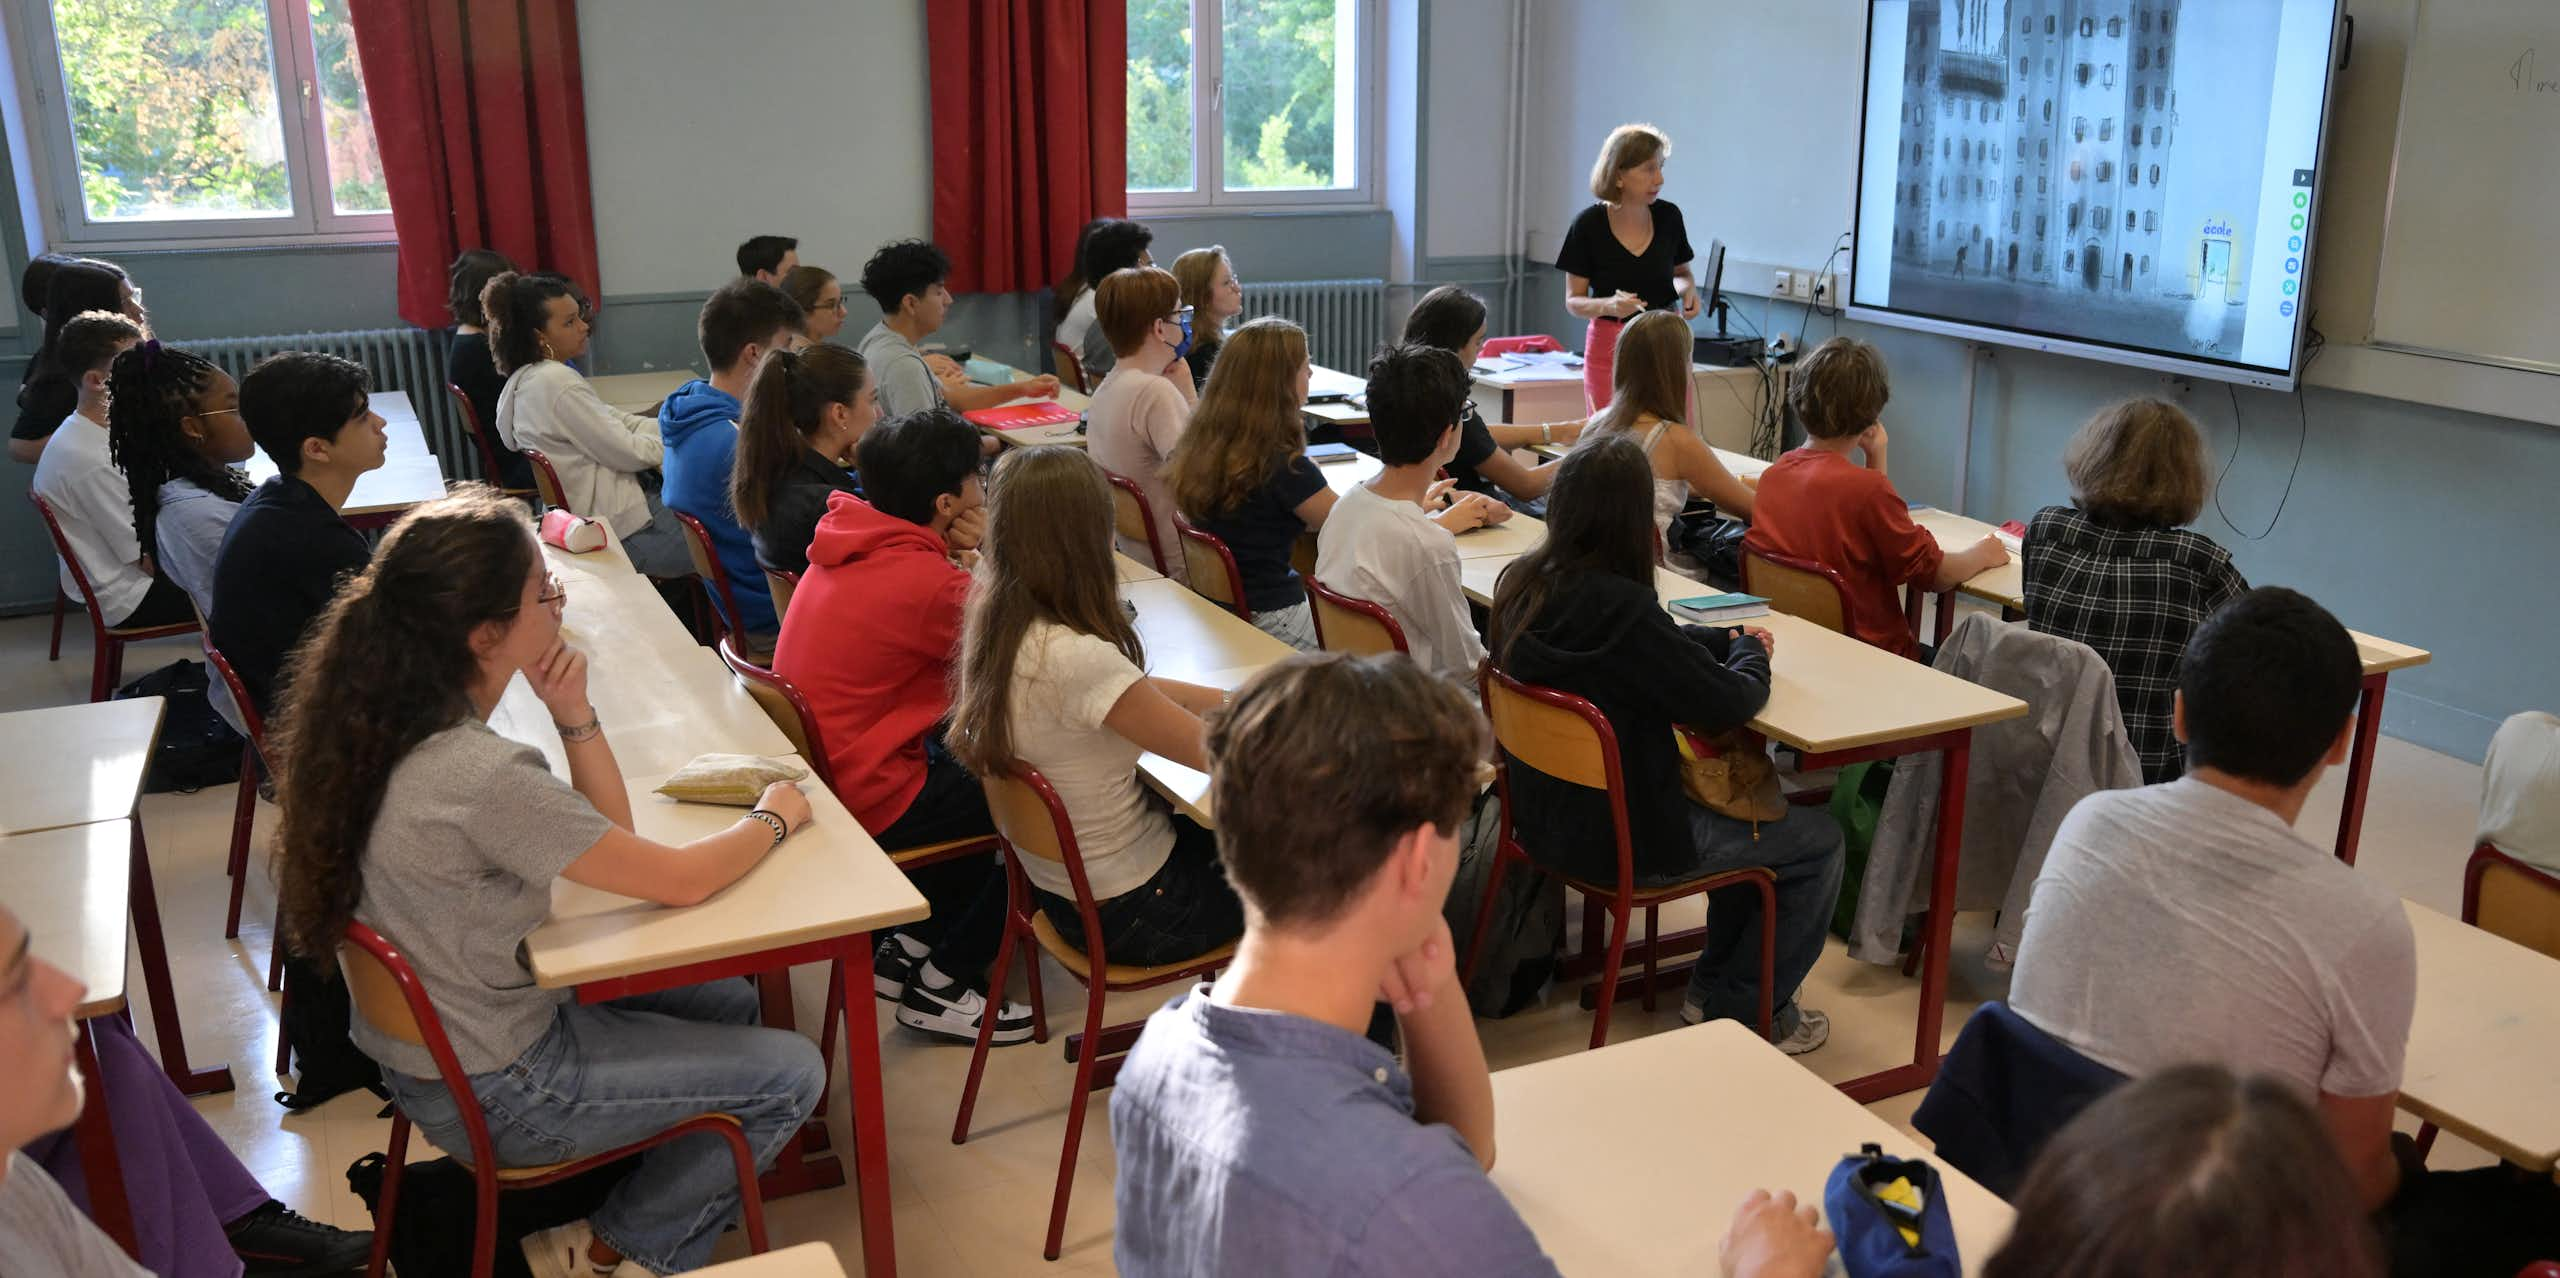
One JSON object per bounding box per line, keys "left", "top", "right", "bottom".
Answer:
{"left": 1668, "top": 592, "right": 1772, "bottom": 623}
{"left": 1307, "top": 441, "right": 1361, "bottom": 464}
{"left": 963, "top": 400, "right": 1081, "bottom": 430}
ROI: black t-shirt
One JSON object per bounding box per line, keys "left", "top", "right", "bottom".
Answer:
{"left": 1196, "top": 452, "right": 1328, "bottom": 613}
{"left": 447, "top": 331, "right": 532, "bottom": 490}
{"left": 1554, "top": 200, "right": 1695, "bottom": 312}
{"left": 1188, "top": 333, "right": 1223, "bottom": 394}
{"left": 1442, "top": 406, "right": 1503, "bottom": 498}
{"left": 12, "top": 373, "right": 74, "bottom": 443}
{"left": 207, "top": 474, "right": 372, "bottom": 717}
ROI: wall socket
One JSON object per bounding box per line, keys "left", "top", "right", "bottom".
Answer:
{"left": 1765, "top": 266, "right": 1848, "bottom": 304}
{"left": 1771, "top": 269, "right": 1796, "bottom": 300}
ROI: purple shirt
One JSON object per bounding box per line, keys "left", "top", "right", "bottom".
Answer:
{"left": 1110, "top": 987, "right": 1559, "bottom": 1277}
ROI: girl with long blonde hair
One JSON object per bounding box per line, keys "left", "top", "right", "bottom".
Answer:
{"left": 1165, "top": 317, "right": 1334, "bottom": 648}
{"left": 1573, "top": 308, "right": 1754, "bottom": 541}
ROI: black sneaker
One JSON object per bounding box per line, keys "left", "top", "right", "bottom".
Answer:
{"left": 226, "top": 1200, "right": 372, "bottom": 1275}
{"left": 873, "top": 932, "right": 927, "bottom": 1000}
{"left": 894, "top": 972, "right": 1036, "bottom": 1046}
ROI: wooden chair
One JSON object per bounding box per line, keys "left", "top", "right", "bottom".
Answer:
{"left": 762, "top": 568, "right": 799, "bottom": 621}
{"left": 1464, "top": 663, "right": 1777, "bottom": 1050}
{"left": 520, "top": 447, "right": 569, "bottom": 513}
{"left": 444, "top": 383, "right": 537, "bottom": 502}
{"left": 27, "top": 492, "right": 199, "bottom": 701}
{"left": 674, "top": 510, "right": 756, "bottom": 657}
{"left": 1171, "top": 514, "right": 1251, "bottom": 621}
{"left": 962, "top": 766, "right": 1235, "bottom": 1260}
{"left": 341, "top": 922, "right": 770, "bottom": 1278}
{"left": 1740, "top": 544, "right": 1853, "bottom": 635}
{"left": 1051, "top": 341, "right": 1090, "bottom": 395}
{"left": 1103, "top": 470, "right": 1170, "bottom": 576}
{"left": 1306, "top": 578, "right": 1409, "bottom": 656}
{"left": 2414, "top": 842, "right": 2560, "bottom": 1161}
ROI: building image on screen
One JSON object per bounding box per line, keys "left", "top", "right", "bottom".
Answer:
{"left": 1865, "top": 0, "right": 2313, "bottom": 367}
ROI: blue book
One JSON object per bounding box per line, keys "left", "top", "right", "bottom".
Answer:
{"left": 1668, "top": 592, "right": 1771, "bottom": 622}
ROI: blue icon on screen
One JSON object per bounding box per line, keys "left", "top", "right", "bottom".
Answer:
{"left": 2289, "top": 236, "right": 2303, "bottom": 252}
{"left": 2282, "top": 280, "right": 2298, "bottom": 296}
{"left": 2286, "top": 258, "right": 2300, "bottom": 273}
{"left": 2280, "top": 300, "right": 2296, "bottom": 317}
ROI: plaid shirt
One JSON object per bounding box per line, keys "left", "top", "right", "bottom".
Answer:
{"left": 2022, "top": 505, "right": 2248, "bottom": 783}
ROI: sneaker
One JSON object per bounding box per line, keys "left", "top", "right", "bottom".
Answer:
{"left": 225, "top": 1200, "right": 373, "bottom": 1276}
{"left": 873, "top": 931, "right": 928, "bottom": 1000}
{"left": 1772, "top": 1007, "right": 1831, "bottom": 1056}
{"left": 895, "top": 970, "right": 1036, "bottom": 1045}
{"left": 520, "top": 1221, "right": 657, "bottom": 1278}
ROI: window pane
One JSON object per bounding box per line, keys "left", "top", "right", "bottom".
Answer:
{"left": 51, "top": 0, "right": 290, "bottom": 221}
{"left": 308, "top": 0, "right": 386, "bottom": 214}
{"left": 1127, "top": 0, "right": 1196, "bottom": 193}
{"left": 1221, "top": 0, "right": 1353, "bottom": 192}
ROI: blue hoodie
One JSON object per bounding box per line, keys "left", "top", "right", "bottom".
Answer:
{"left": 658, "top": 379, "right": 776, "bottom": 636}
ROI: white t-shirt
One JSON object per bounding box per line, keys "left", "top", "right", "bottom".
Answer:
{"left": 0, "top": 1152, "right": 150, "bottom": 1278}
{"left": 2481, "top": 711, "right": 2560, "bottom": 873}
{"left": 1056, "top": 289, "right": 1115, "bottom": 380}
{"left": 1006, "top": 620, "right": 1173, "bottom": 900}
{"left": 30, "top": 410, "right": 152, "bottom": 623}
{"left": 1085, "top": 365, "right": 1192, "bottom": 583}
{"left": 1313, "top": 482, "right": 1485, "bottom": 682}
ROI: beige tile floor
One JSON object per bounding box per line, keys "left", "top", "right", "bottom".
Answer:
{"left": 0, "top": 615, "right": 2503, "bottom": 1275}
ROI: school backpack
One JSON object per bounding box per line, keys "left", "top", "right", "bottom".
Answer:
{"left": 1443, "top": 792, "right": 1564, "bottom": 1018}
{"left": 345, "top": 1150, "right": 637, "bottom": 1278}
{"left": 275, "top": 954, "right": 384, "bottom": 1112}
{"left": 114, "top": 659, "right": 245, "bottom": 793}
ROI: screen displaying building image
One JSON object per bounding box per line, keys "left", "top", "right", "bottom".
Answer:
{"left": 1851, "top": 0, "right": 2341, "bottom": 383}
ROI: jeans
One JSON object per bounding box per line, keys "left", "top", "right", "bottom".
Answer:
{"left": 876, "top": 733, "right": 1008, "bottom": 982}
{"left": 379, "top": 979, "right": 824, "bottom": 1274}
{"left": 1649, "top": 800, "right": 1845, "bottom": 1036}
{"left": 622, "top": 495, "right": 694, "bottom": 579}
{"left": 1036, "top": 815, "right": 1243, "bottom": 968}
{"left": 1251, "top": 599, "right": 1320, "bottom": 651}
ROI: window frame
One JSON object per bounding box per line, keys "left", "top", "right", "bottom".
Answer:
{"left": 9, "top": 0, "right": 393, "bottom": 251}
{"left": 1125, "top": 0, "right": 1380, "bottom": 215}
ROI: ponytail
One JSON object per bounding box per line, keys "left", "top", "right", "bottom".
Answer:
{"left": 729, "top": 344, "right": 869, "bottom": 530}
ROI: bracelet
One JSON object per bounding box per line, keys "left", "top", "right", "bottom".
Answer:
{"left": 555, "top": 714, "right": 601, "bottom": 743}
{"left": 744, "top": 809, "right": 789, "bottom": 847}
{"left": 1540, "top": 422, "right": 1553, "bottom": 445}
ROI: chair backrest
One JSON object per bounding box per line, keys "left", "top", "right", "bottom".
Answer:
{"left": 1102, "top": 470, "right": 1168, "bottom": 574}
{"left": 2467, "top": 842, "right": 2560, "bottom": 961}
{"left": 672, "top": 509, "right": 746, "bottom": 640}
{"left": 763, "top": 568, "right": 798, "bottom": 620}
{"left": 718, "top": 635, "right": 832, "bottom": 789}
{"left": 986, "top": 764, "right": 1131, "bottom": 974}
{"left": 340, "top": 922, "right": 505, "bottom": 1172}
{"left": 25, "top": 492, "right": 105, "bottom": 627}
{"left": 1479, "top": 662, "right": 1639, "bottom": 894}
{"left": 1742, "top": 545, "right": 1851, "bottom": 635}
{"left": 1052, "top": 342, "right": 1090, "bottom": 395}
{"left": 521, "top": 448, "right": 569, "bottom": 512}
{"left": 199, "top": 631, "right": 268, "bottom": 746}
{"left": 1172, "top": 514, "right": 1248, "bottom": 620}
{"left": 1306, "top": 577, "right": 1408, "bottom": 656}
{"left": 444, "top": 383, "right": 509, "bottom": 488}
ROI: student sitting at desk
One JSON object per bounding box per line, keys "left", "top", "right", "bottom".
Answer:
{"left": 1170, "top": 245, "right": 1242, "bottom": 393}
{"left": 729, "top": 344, "right": 874, "bottom": 577}
{"left": 855, "top": 239, "right": 1056, "bottom": 421}
{"left": 208, "top": 351, "right": 386, "bottom": 718}
{"left": 1745, "top": 337, "right": 2006, "bottom": 659}
{"left": 1084, "top": 265, "right": 1200, "bottom": 582}
{"left": 778, "top": 265, "right": 846, "bottom": 345}
{"left": 776, "top": 408, "right": 1031, "bottom": 1046}
{"left": 12, "top": 257, "right": 144, "bottom": 464}
{"left": 487, "top": 271, "right": 694, "bottom": 579}
{"left": 271, "top": 489, "right": 826, "bottom": 1277}
{"left": 1573, "top": 309, "right": 1754, "bottom": 541}
{"left": 2007, "top": 587, "right": 2560, "bottom": 1275}
{"left": 1313, "top": 343, "right": 1508, "bottom": 682}
{"left": 2023, "top": 398, "right": 2248, "bottom": 784}
{"left": 1167, "top": 317, "right": 1334, "bottom": 648}
{"left": 1053, "top": 218, "right": 1153, "bottom": 382}
{"left": 1489, "top": 436, "right": 1844, "bottom": 1053}
{"left": 2480, "top": 711, "right": 2560, "bottom": 873}
{"left": 1401, "top": 285, "right": 1584, "bottom": 508}
{"left": 445, "top": 249, "right": 530, "bottom": 489}
{"left": 107, "top": 342, "right": 254, "bottom": 733}
{"left": 735, "top": 234, "right": 797, "bottom": 287}
{"left": 661, "top": 279, "right": 808, "bottom": 647}
{"left": 950, "top": 446, "right": 1244, "bottom": 967}
{"left": 31, "top": 313, "right": 192, "bottom": 632}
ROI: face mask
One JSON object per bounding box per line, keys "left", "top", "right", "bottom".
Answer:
{"left": 1171, "top": 315, "right": 1194, "bottom": 362}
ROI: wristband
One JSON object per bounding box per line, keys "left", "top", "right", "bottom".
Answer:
{"left": 555, "top": 714, "right": 601, "bottom": 743}
{"left": 745, "top": 809, "right": 789, "bottom": 847}
{"left": 1540, "top": 422, "right": 1553, "bottom": 444}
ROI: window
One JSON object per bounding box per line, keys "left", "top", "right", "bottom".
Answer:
{"left": 2022, "top": 15, "right": 2032, "bottom": 34}
{"left": 2136, "top": 46, "right": 2149, "bottom": 70}
{"left": 22, "top": 0, "right": 389, "bottom": 248}
{"left": 2067, "top": 201, "right": 2082, "bottom": 230}
{"left": 2076, "top": 61, "right": 2092, "bottom": 86}
{"left": 2072, "top": 116, "right": 2087, "bottom": 142}
{"left": 2012, "top": 209, "right": 2021, "bottom": 232}
{"left": 2145, "top": 209, "right": 2158, "bottom": 231}
{"left": 2080, "top": 17, "right": 2094, "bottom": 37}
{"left": 2046, "top": 15, "right": 2056, "bottom": 34}
{"left": 2069, "top": 159, "right": 2085, "bottom": 182}
{"left": 2141, "top": 253, "right": 2151, "bottom": 273}
{"left": 2149, "top": 163, "right": 2162, "bottom": 186}
{"left": 1128, "top": 0, "right": 1375, "bottom": 210}
{"left": 2103, "top": 63, "right": 2117, "bottom": 88}
{"left": 1943, "top": 98, "right": 1955, "bottom": 118}
{"left": 2126, "top": 209, "right": 2137, "bottom": 231}
{"left": 2100, "top": 117, "right": 2114, "bottom": 142}
{"left": 2097, "top": 159, "right": 2114, "bottom": 182}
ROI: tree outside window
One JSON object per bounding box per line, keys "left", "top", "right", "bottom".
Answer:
{"left": 1128, "top": 0, "right": 1369, "bottom": 208}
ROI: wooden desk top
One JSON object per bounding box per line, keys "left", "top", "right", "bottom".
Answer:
{"left": 0, "top": 699, "right": 163, "bottom": 836}
{"left": 1116, "top": 550, "right": 1164, "bottom": 583}
{"left": 369, "top": 390, "right": 417, "bottom": 423}
{"left": 1450, "top": 509, "right": 1548, "bottom": 560}
{"left": 543, "top": 528, "right": 639, "bottom": 583}
{"left": 1906, "top": 507, "right": 2024, "bottom": 611}
{"left": 1303, "top": 400, "right": 1369, "bottom": 428}
{"left": 589, "top": 369, "right": 698, "bottom": 416}
{"left": 2352, "top": 631, "right": 2431, "bottom": 678}
{"left": 526, "top": 772, "right": 927, "bottom": 991}
{"left": 2396, "top": 899, "right": 2560, "bottom": 1171}
{"left": 1491, "top": 1018, "right": 2013, "bottom": 1276}
{"left": 693, "top": 1244, "right": 847, "bottom": 1277}
{"left": 1315, "top": 450, "right": 1383, "bottom": 497}
{"left": 1124, "top": 578, "right": 1295, "bottom": 826}
{"left": 245, "top": 418, "right": 447, "bottom": 516}
{"left": 0, "top": 820, "right": 131, "bottom": 1017}
{"left": 970, "top": 359, "right": 1094, "bottom": 413}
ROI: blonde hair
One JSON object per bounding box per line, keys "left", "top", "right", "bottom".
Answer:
{"left": 1788, "top": 337, "right": 1891, "bottom": 440}
{"left": 1589, "top": 123, "right": 1670, "bottom": 202}
{"left": 1590, "top": 310, "right": 1692, "bottom": 436}
{"left": 1168, "top": 318, "right": 1308, "bottom": 519}
{"left": 2064, "top": 398, "right": 2211, "bottom": 527}
{"left": 1172, "top": 246, "right": 1233, "bottom": 327}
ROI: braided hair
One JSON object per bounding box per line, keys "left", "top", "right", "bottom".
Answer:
{"left": 107, "top": 342, "right": 249, "bottom": 567}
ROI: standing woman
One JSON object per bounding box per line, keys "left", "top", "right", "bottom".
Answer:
{"left": 1556, "top": 123, "right": 1700, "bottom": 413}
{"left": 445, "top": 249, "right": 525, "bottom": 488}
{"left": 779, "top": 266, "right": 848, "bottom": 345}
{"left": 1171, "top": 246, "right": 1244, "bottom": 393}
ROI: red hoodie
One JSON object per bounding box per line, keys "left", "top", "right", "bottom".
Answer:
{"left": 772, "top": 490, "right": 968, "bottom": 833}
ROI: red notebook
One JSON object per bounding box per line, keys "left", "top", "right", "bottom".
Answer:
{"left": 963, "top": 400, "right": 1080, "bottom": 429}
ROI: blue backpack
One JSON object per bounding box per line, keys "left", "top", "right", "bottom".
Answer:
{"left": 1825, "top": 1143, "right": 1961, "bottom": 1278}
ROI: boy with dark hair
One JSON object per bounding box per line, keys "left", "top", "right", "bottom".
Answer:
{"left": 735, "top": 235, "right": 798, "bottom": 285}
{"left": 1744, "top": 336, "right": 2006, "bottom": 658}
{"left": 772, "top": 406, "right": 1031, "bottom": 1045}
{"left": 854, "top": 239, "right": 1053, "bottom": 419}
{"left": 1056, "top": 218, "right": 1154, "bottom": 378}
{"left": 30, "top": 312, "right": 183, "bottom": 630}
{"left": 659, "top": 279, "right": 807, "bottom": 647}
{"left": 208, "top": 351, "right": 387, "bottom": 715}
{"left": 1312, "top": 343, "right": 1509, "bottom": 680}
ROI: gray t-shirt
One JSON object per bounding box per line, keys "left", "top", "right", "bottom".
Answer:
{"left": 351, "top": 719, "right": 614, "bottom": 1078}
{"left": 857, "top": 322, "right": 946, "bottom": 421}
{"left": 0, "top": 1153, "right": 151, "bottom": 1278}
{"left": 2009, "top": 776, "right": 2416, "bottom": 1098}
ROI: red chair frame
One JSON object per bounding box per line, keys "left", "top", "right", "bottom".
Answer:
{"left": 197, "top": 637, "right": 292, "bottom": 1054}
{"left": 342, "top": 922, "right": 769, "bottom": 1278}
{"left": 1171, "top": 513, "right": 1252, "bottom": 621}
{"left": 673, "top": 509, "right": 753, "bottom": 649}
{"left": 960, "top": 764, "right": 1230, "bottom": 1260}
{"left": 1305, "top": 577, "right": 1410, "bottom": 655}
{"left": 519, "top": 447, "right": 567, "bottom": 514}
{"left": 1102, "top": 469, "right": 1170, "bottom": 576}
{"left": 1052, "top": 341, "right": 1092, "bottom": 395}
{"left": 27, "top": 491, "right": 199, "bottom": 701}
{"left": 1463, "top": 663, "right": 1777, "bottom": 1050}
{"left": 444, "top": 383, "right": 536, "bottom": 500}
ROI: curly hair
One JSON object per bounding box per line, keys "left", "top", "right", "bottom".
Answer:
{"left": 106, "top": 342, "right": 248, "bottom": 570}
{"left": 269, "top": 486, "right": 538, "bottom": 959}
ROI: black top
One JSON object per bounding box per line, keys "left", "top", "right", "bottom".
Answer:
{"left": 447, "top": 332, "right": 531, "bottom": 490}
{"left": 207, "top": 475, "right": 371, "bottom": 717}
{"left": 1498, "top": 571, "right": 1768, "bottom": 884}
{"left": 752, "top": 446, "right": 864, "bottom": 576}
{"left": 1187, "top": 333, "right": 1223, "bottom": 394}
{"left": 1442, "top": 406, "right": 1504, "bottom": 498}
{"left": 1194, "top": 452, "right": 1327, "bottom": 614}
{"left": 1554, "top": 200, "right": 1695, "bottom": 313}
{"left": 12, "top": 373, "right": 74, "bottom": 443}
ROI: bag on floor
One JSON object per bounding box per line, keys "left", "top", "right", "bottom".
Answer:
{"left": 1825, "top": 1142, "right": 1961, "bottom": 1278}
{"left": 345, "top": 1150, "right": 639, "bottom": 1278}
{"left": 276, "top": 953, "right": 384, "bottom": 1111}
{"left": 1829, "top": 761, "right": 1893, "bottom": 940}
{"left": 1443, "top": 791, "right": 1563, "bottom": 1018}
{"left": 115, "top": 659, "right": 244, "bottom": 794}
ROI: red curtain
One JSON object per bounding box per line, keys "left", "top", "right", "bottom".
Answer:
{"left": 349, "top": 0, "right": 603, "bottom": 330}
{"left": 927, "top": 0, "right": 1127, "bottom": 295}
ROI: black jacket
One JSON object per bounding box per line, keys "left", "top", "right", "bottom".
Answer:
{"left": 1498, "top": 570, "right": 1769, "bottom": 885}
{"left": 208, "top": 475, "right": 371, "bottom": 717}
{"left": 751, "top": 446, "right": 863, "bottom": 576}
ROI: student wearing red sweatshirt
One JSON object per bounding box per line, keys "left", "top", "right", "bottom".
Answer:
{"left": 772, "top": 406, "right": 1032, "bottom": 1045}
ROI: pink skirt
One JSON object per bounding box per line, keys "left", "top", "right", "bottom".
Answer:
{"left": 1582, "top": 316, "right": 1625, "bottom": 413}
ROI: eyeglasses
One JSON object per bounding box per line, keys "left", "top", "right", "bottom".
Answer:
{"left": 1164, "top": 305, "right": 1195, "bottom": 324}
{"left": 536, "top": 573, "right": 569, "bottom": 609}
{"left": 815, "top": 297, "right": 848, "bottom": 312}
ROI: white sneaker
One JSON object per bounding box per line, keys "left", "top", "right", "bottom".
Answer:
{"left": 521, "top": 1221, "right": 656, "bottom": 1278}
{"left": 1681, "top": 1002, "right": 1832, "bottom": 1056}
{"left": 895, "top": 971, "right": 1036, "bottom": 1045}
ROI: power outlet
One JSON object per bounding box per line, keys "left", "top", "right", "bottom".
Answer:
{"left": 1771, "top": 269, "right": 1796, "bottom": 300}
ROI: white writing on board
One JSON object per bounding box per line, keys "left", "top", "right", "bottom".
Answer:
{"left": 2510, "top": 48, "right": 2560, "bottom": 94}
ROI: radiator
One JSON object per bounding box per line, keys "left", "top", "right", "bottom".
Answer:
{"left": 1239, "top": 278, "right": 1388, "bottom": 374}
{"left": 187, "top": 328, "right": 481, "bottom": 481}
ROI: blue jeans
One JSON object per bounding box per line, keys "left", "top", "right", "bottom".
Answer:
{"left": 1649, "top": 801, "right": 1845, "bottom": 1036}
{"left": 380, "top": 979, "right": 824, "bottom": 1273}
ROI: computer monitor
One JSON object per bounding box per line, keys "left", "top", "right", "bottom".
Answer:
{"left": 1702, "top": 239, "right": 1730, "bottom": 337}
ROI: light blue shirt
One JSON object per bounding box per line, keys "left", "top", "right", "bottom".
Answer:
{"left": 155, "top": 475, "right": 246, "bottom": 734}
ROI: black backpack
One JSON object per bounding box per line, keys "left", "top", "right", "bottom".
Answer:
{"left": 345, "top": 1150, "right": 637, "bottom": 1278}
{"left": 114, "top": 659, "right": 246, "bottom": 793}
{"left": 275, "top": 954, "right": 384, "bottom": 1111}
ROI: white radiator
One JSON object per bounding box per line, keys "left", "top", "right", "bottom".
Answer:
{"left": 1240, "top": 278, "right": 1388, "bottom": 374}
{"left": 187, "top": 328, "right": 484, "bottom": 481}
